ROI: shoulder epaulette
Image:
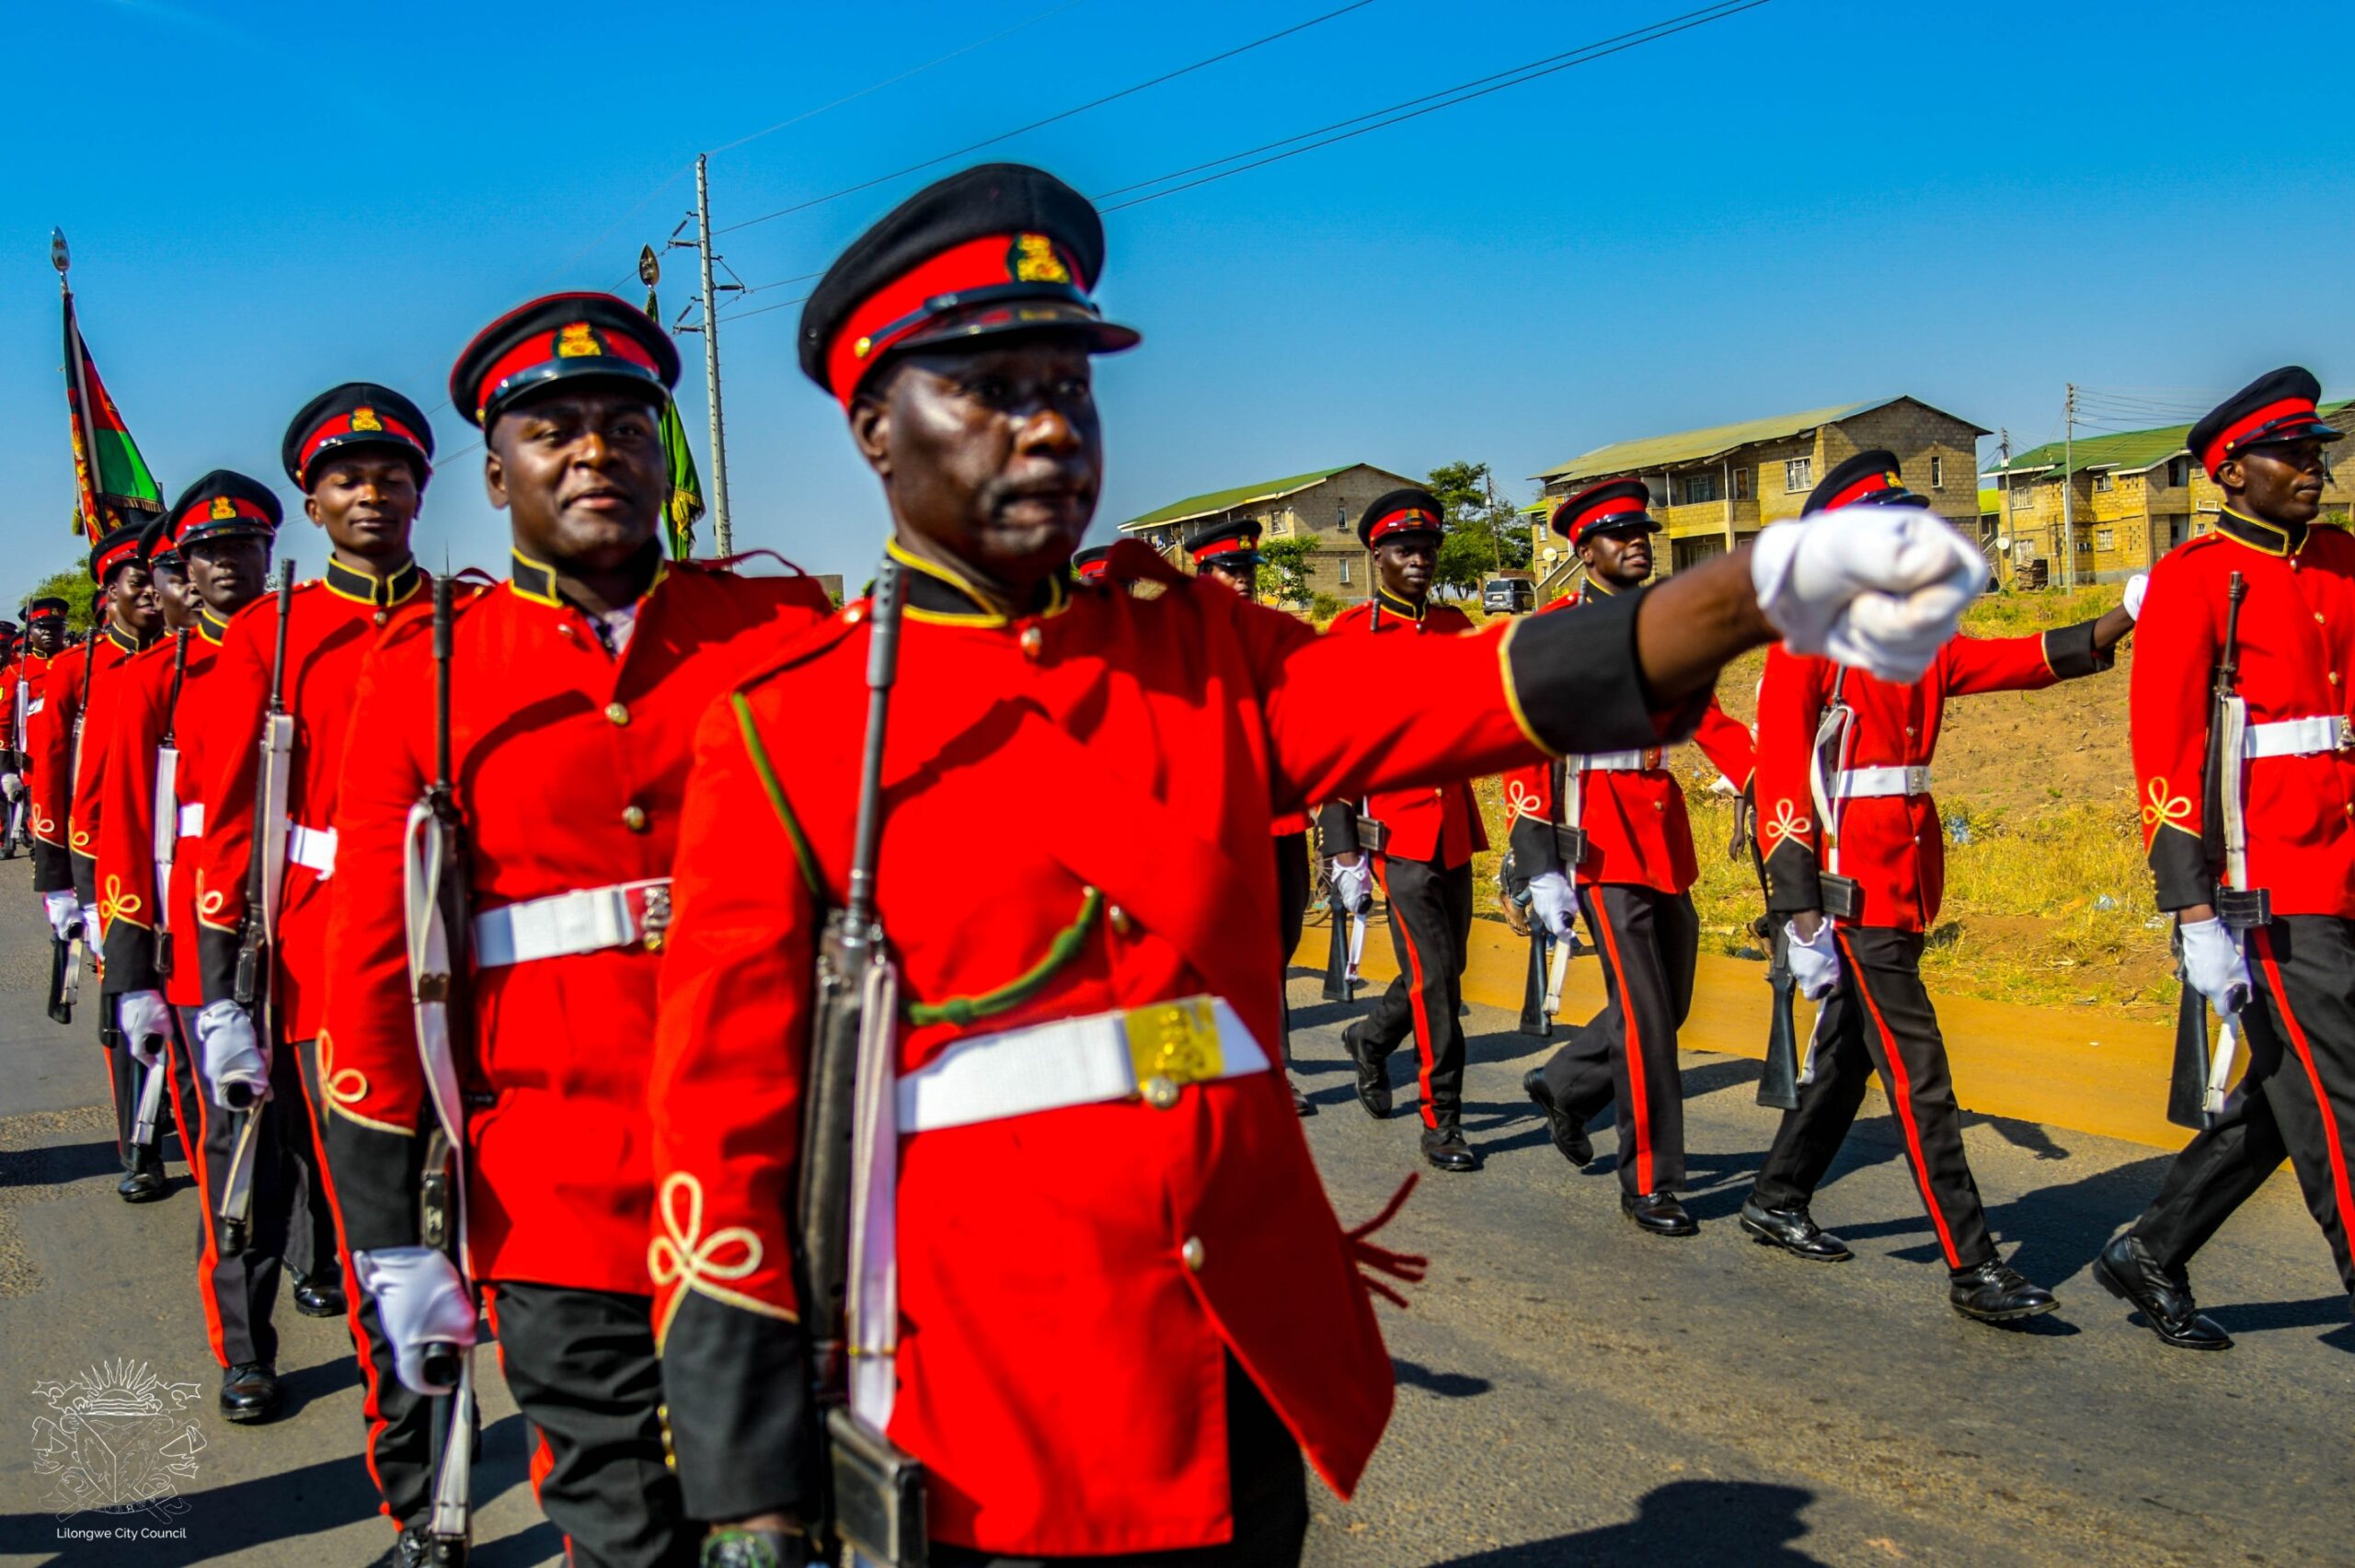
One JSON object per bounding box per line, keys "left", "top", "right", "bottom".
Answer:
{"left": 731, "top": 603, "right": 865, "bottom": 696}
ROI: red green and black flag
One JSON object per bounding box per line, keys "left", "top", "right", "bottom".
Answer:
{"left": 62, "top": 289, "right": 162, "bottom": 541}
{"left": 645, "top": 288, "right": 706, "bottom": 559}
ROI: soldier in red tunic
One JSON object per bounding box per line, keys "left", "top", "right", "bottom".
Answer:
{"left": 317, "top": 294, "right": 832, "bottom": 1566}
{"left": 97, "top": 472, "right": 310, "bottom": 1418}
{"left": 645, "top": 162, "right": 1991, "bottom": 1568}
{"left": 2099, "top": 367, "right": 2355, "bottom": 1350}
{"left": 184, "top": 385, "right": 452, "bottom": 1540}
{"left": 1740, "top": 451, "right": 2135, "bottom": 1322}
{"left": 1319, "top": 489, "right": 1490, "bottom": 1170}
{"left": 1511, "top": 478, "right": 1756, "bottom": 1234}
{"left": 8, "top": 601, "right": 65, "bottom": 858}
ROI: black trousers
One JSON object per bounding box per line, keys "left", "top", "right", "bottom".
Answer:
{"left": 2133, "top": 915, "right": 2355, "bottom": 1295}
{"left": 291, "top": 1038, "right": 431, "bottom": 1528}
{"left": 1541, "top": 885, "right": 1699, "bottom": 1196}
{"left": 1361, "top": 853, "right": 1475, "bottom": 1128}
{"left": 931, "top": 1356, "right": 1306, "bottom": 1568}
{"left": 103, "top": 994, "right": 195, "bottom": 1174}
{"left": 488, "top": 1282, "right": 694, "bottom": 1568}
{"left": 1274, "top": 832, "right": 1309, "bottom": 1051}
{"left": 172, "top": 1004, "right": 331, "bottom": 1367}
{"left": 1750, "top": 926, "right": 1994, "bottom": 1272}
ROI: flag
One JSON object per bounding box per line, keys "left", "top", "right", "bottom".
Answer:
{"left": 646, "top": 289, "right": 706, "bottom": 560}
{"left": 62, "top": 290, "right": 162, "bottom": 541}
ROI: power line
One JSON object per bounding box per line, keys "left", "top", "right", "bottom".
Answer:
{"left": 715, "top": 0, "right": 1380, "bottom": 235}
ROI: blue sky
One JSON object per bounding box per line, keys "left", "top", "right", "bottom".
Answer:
{"left": 4, "top": 0, "right": 2350, "bottom": 593}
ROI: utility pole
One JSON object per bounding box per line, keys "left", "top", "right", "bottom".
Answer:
{"left": 1997, "top": 427, "right": 2013, "bottom": 589}
{"left": 2061, "top": 383, "right": 2077, "bottom": 591}
{"left": 684, "top": 154, "right": 735, "bottom": 555}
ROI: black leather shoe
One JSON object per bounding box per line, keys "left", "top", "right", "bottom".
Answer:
{"left": 1522, "top": 1068, "right": 1592, "bottom": 1167}
{"left": 293, "top": 1276, "right": 347, "bottom": 1318}
{"left": 220, "top": 1362, "right": 283, "bottom": 1424}
{"left": 1289, "top": 1082, "right": 1315, "bottom": 1116}
{"left": 1738, "top": 1197, "right": 1853, "bottom": 1262}
{"left": 2094, "top": 1233, "right": 2231, "bottom": 1351}
{"left": 1947, "top": 1260, "right": 2059, "bottom": 1323}
{"left": 1342, "top": 1024, "right": 1392, "bottom": 1119}
{"left": 1621, "top": 1190, "right": 1697, "bottom": 1236}
{"left": 377, "top": 1526, "right": 432, "bottom": 1568}
{"left": 117, "top": 1164, "right": 167, "bottom": 1203}
{"left": 1419, "top": 1125, "right": 1478, "bottom": 1172}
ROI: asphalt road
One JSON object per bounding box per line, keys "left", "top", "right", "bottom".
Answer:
{"left": 0, "top": 855, "right": 2349, "bottom": 1566}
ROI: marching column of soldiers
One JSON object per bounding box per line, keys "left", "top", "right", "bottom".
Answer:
{"left": 4, "top": 160, "right": 2350, "bottom": 1567}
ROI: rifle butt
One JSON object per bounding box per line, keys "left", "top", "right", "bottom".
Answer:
{"left": 2165, "top": 983, "right": 2212, "bottom": 1131}
{"left": 1756, "top": 980, "right": 1801, "bottom": 1111}
{"left": 1320, "top": 907, "right": 1351, "bottom": 1003}
{"left": 46, "top": 936, "right": 71, "bottom": 1025}
{"left": 1518, "top": 932, "right": 1550, "bottom": 1036}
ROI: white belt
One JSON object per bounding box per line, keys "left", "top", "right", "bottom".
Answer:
{"left": 1575, "top": 748, "right": 1663, "bottom": 773}
{"left": 472, "top": 878, "right": 672, "bottom": 968}
{"left": 1832, "top": 764, "right": 1932, "bottom": 799}
{"left": 177, "top": 804, "right": 203, "bottom": 838}
{"left": 898, "top": 995, "right": 1270, "bottom": 1134}
{"left": 2244, "top": 715, "right": 2354, "bottom": 759}
{"left": 289, "top": 824, "right": 338, "bottom": 876}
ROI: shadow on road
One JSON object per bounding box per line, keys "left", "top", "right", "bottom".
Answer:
{"left": 1391, "top": 1356, "right": 1491, "bottom": 1399}
{"left": 1428, "top": 1480, "right": 1824, "bottom": 1565}
{"left": 0, "top": 1137, "right": 120, "bottom": 1190}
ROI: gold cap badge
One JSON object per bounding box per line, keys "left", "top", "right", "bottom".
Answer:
{"left": 557, "top": 323, "right": 601, "bottom": 358}
{"left": 350, "top": 406, "right": 383, "bottom": 432}
{"left": 1010, "top": 234, "right": 1071, "bottom": 285}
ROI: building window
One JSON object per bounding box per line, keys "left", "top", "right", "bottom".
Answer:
{"left": 2076, "top": 533, "right": 2094, "bottom": 552}
{"left": 2166, "top": 456, "right": 2191, "bottom": 487}
{"left": 2095, "top": 527, "right": 2116, "bottom": 550}
{"left": 1929, "top": 455, "right": 1945, "bottom": 489}
{"left": 1733, "top": 466, "right": 1751, "bottom": 500}
{"left": 1338, "top": 557, "right": 1352, "bottom": 585}
{"left": 1681, "top": 471, "right": 1719, "bottom": 506}
{"left": 1784, "top": 457, "right": 1812, "bottom": 493}
{"left": 2092, "top": 472, "right": 2113, "bottom": 492}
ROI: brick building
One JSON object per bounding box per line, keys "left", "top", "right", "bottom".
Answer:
{"left": 1529, "top": 396, "right": 1988, "bottom": 597}
{"left": 1117, "top": 462, "right": 1419, "bottom": 604}
{"left": 1986, "top": 401, "right": 2355, "bottom": 585}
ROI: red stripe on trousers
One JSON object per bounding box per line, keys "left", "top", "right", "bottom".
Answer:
{"left": 167, "top": 1030, "right": 231, "bottom": 1366}
{"left": 1380, "top": 859, "right": 1446, "bottom": 1129}
{"left": 1592, "top": 898, "right": 1653, "bottom": 1193}
{"left": 1835, "top": 931, "right": 1963, "bottom": 1268}
{"left": 303, "top": 1048, "right": 399, "bottom": 1525}
{"left": 2255, "top": 928, "right": 2355, "bottom": 1252}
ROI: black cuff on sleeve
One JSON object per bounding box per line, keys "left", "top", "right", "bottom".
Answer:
{"left": 1763, "top": 839, "right": 1824, "bottom": 916}
{"left": 70, "top": 852, "right": 95, "bottom": 907}
{"left": 197, "top": 926, "right": 242, "bottom": 1010}
{"left": 31, "top": 839, "right": 71, "bottom": 893}
{"left": 321, "top": 1111, "right": 425, "bottom": 1252}
{"left": 661, "top": 1292, "right": 814, "bottom": 1522}
{"left": 1314, "top": 801, "right": 1360, "bottom": 859}
{"left": 101, "top": 922, "right": 160, "bottom": 997}
{"left": 2043, "top": 619, "right": 2113, "bottom": 681}
{"left": 2147, "top": 828, "right": 2212, "bottom": 913}
{"left": 1504, "top": 584, "right": 1705, "bottom": 754}
{"left": 1509, "top": 810, "right": 1566, "bottom": 881}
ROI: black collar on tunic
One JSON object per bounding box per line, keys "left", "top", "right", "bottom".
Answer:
{"left": 890, "top": 540, "right": 1067, "bottom": 626}
{"left": 324, "top": 555, "right": 424, "bottom": 608}
{"left": 101, "top": 622, "right": 144, "bottom": 655}
{"left": 510, "top": 538, "right": 664, "bottom": 612}
{"left": 2214, "top": 507, "right": 2306, "bottom": 557}
{"left": 194, "top": 607, "right": 232, "bottom": 647}
{"left": 1373, "top": 587, "right": 1429, "bottom": 624}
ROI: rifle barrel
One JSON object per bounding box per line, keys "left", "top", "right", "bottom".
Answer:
{"left": 843, "top": 558, "right": 904, "bottom": 929}
{"left": 432, "top": 576, "right": 454, "bottom": 795}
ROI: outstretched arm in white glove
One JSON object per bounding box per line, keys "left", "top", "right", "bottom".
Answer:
{"left": 354, "top": 1246, "right": 477, "bottom": 1396}
{"left": 1750, "top": 506, "right": 1989, "bottom": 683}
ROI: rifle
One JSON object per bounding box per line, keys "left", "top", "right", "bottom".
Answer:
{"left": 126, "top": 631, "right": 195, "bottom": 1158}
{"left": 796, "top": 555, "right": 926, "bottom": 1568}
{"left": 405, "top": 575, "right": 477, "bottom": 1565}
{"left": 1743, "top": 790, "right": 1801, "bottom": 1110}
{"left": 1316, "top": 807, "right": 1383, "bottom": 1004}
{"left": 1514, "top": 761, "right": 1587, "bottom": 1037}
{"left": 221, "top": 563, "right": 296, "bottom": 1253}
{"left": 2168, "top": 570, "right": 2259, "bottom": 1130}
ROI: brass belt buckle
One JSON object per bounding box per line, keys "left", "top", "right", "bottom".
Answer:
{"left": 1125, "top": 996, "right": 1223, "bottom": 1110}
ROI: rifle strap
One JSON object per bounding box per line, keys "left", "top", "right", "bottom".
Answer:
{"left": 903, "top": 889, "right": 1103, "bottom": 1028}
{"left": 732, "top": 695, "right": 824, "bottom": 900}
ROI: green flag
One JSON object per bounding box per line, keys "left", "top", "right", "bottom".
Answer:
{"left": 646, "top": 289, "right": 706, "bottom": 559}
{"left": 63, "top": 290, "right": 163, "bottom": 540}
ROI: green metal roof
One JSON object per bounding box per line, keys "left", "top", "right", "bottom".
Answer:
{"left": 1120, "top": 465, "right": 1356, "bottom": 532}
{"left": 1992, "top": 400, "right": 2355, "bottom": 480}
{"left": 1535, "top": 396, "right": 1987, "bottom": 484}
{"left": 1978, "top": 487, "right": 2003, "bottom": 514}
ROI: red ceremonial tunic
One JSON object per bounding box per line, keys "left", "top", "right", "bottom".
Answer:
{"left": 320, "top": 555, "right": 831, "bottom": 1294}
{"left": 1756, "top": 624, "right": 2108, "bottom": 932}
{"left": 2132, "top": 511, "right": 2355, "bottom": 917}
{"left": 1501, "top": 588, "right": 1756, "bottom": 893}
{"left": 195, "top": 561, "right": 438, "bottom": 1045}
{"left": 29, "top": 629, "right": 144, "bottom": 888}
{"left": 649, "top": 545, "right": 1684, "bottom": 1556}
{"left": 1319, "top": 590, "right": 1487, "bottom": 867}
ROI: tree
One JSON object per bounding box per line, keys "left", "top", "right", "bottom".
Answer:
{"left": 1426, "top": 460, "right": 1533, "bottom": 600}
{"left": 23, "top": 565, "right": 96, "bottom": 629}
{"left": 1261, "top": 538, "right": 1315, "bottom": 608}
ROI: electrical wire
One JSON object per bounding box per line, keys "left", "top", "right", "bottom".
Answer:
{"left": 715, "top": 0, "right": 1380, "bottom": 235}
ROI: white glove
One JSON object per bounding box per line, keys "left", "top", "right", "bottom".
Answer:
{"left": 1751, "top": 507, "right": 1989, "bottom": 682}
{"left": 195, "top": 998, "right": 270, "bottom": 1107}
{"left": 1785, "top": 919, "right": 1843, "bottom": 1001}
{"left": 1708, "top": 773, "right": 1740, "bottom": 797}
{"left": 81, "top": 904, "right": 99, "bottom": 943}
{"left": 1528, "top": 871, "right": 1578, "bottom": 942}
{"left": 42, "top": 889, "right": 79, "bottom": 940}
{"left": 2178, "top": 917, "right": 2252, "bottom": 1017}
{"left": 2123, "top": 573, "right": 2150, "bottom": 621}
{"left": 1, "top": 773, "right": 22, "bottom": 802}
{"left": 1328, "top": 856, "right": 1373, "bottom": 915}
{"left": 354, "top": 1246, "right": 477, "bottom": 1396}
{"left": 117, "top": 990, "right": 174, "bottom": 1069}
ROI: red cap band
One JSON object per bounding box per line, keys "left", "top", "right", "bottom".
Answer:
{"left": 1192, "top": 536, "right": 1257, "bottom": 562}
{"left": 1074, "top": 556, "right": 1110, "bottom": 580}
{"left": 2202, "top": 396, "right": 2316, "bottom": 475}
{"left": 1366, "top": 507, "right": 1441, "bottom": 544}
{"left": 93, "top": 537, "right": 142, "bottom": 580}
{"left": 1563, "top": 493, "right": 1647, "bottom": 543}
{"left": 827, "top": 232, "right": 1091, "bottom": 411}
{"left": 475, "top": 321, "right": 662, "bottom": 422}
{"left": 1824, "top": 469, "right": 1897, "bottom": 511}
{"left": 298, "top": 407, "right": 429, "bottom": 480}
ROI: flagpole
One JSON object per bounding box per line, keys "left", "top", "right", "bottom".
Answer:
{"left": 53, "top": 230, "right": 105, "bottom": 543}
{"left": 694, "top": 154, "right": 733, "bottom": 557}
